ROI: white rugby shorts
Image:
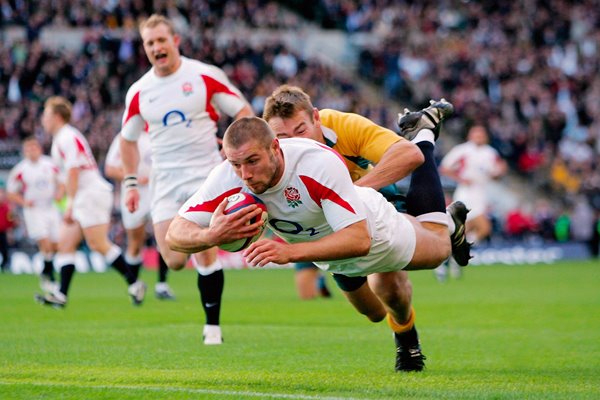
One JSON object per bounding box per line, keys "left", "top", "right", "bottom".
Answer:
{"left": 453, "top": 186, "right": 487, "bottom": 220}
{"left": 316, "top": 209, "right": 417, "bottom": 277}
{"left": 120, "top": 184, "right": 151, "bottom": 229}
{"left": 150, "top": 169, "right": 207, "bottom": 224}
{"left": 72, "top": 185, "right": 113, "bottom": 228}
{"left": 23, "top": 205, "right": 61, "bottom": 242}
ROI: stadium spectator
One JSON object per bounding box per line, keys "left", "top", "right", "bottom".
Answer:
{"left": 504, "top": 207, "right": 537, "bottom": 240}
{"left": 35, "top": 96, "right": 146, "bottom": 308}
{"left": 119, "top": 14, "right": 253, "bottom": 345}
{"left": 6, "top": 136, "right": 63, "bottom": 293}
{"left": 0, "top": 183, "right": 16, "bottom": 272}
{"left": 262, "top": 84, "right": 424, "bottom": 299}
{"left": 166, "top": 116, "right": 469, "bottom": 372}
{"left": 105, "top": 133, "right": 175, "bottom": 300}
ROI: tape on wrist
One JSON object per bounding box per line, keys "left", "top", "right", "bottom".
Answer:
{"left": 124, "top": 175, "right": 138, "bottom": 189}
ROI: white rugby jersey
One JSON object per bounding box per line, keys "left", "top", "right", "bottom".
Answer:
{"left": 51, "top": 124, "right": 112, "bottom": 192}
{"left": 440, "top": 141, "right": 503, "bottom": 187}
{"left": 7, "top": 155, "right": 60, "bottom": 207}
{"left": 180, "top": 138, "right": 406, "bottom": 276}
{"left": 106, "top": 132, "right": 152, "bottom": 181}
{"left": 120, "top": 57, "right": 248, "bottom": 172}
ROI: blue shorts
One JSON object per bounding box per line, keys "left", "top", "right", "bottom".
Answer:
{"left": 294, "top": 262, "right": 318, "bottom": 271}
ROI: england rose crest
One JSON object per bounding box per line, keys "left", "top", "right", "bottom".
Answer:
{"left": 284, "top": 187, "right": 302, "bottom": 208}
{"left": 182, "top": 82, "right": 193, "bottom": 96}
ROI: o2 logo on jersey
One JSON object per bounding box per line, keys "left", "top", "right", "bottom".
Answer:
{"left": 269, "top": 218, "right": 320, "bottom": 237}
{"left": 162, "top": 110, "right": 192, "bottom": 128}
{"left": 35, "top": 178, "right": 49, "bottom": 190}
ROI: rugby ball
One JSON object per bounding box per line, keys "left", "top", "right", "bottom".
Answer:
{"left": 216, "top": 192, "right": 268, "bottom": 252}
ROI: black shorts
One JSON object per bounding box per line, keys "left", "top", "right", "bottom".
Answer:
{"left": 332, "top": 273, "right": 367, "bottom": 292}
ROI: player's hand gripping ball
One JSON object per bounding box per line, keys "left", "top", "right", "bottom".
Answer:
{"left": 217, "top": 192, "right": 268, "bottom": 252}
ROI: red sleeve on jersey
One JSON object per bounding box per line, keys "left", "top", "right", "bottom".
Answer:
{"left": 124, "top": 91, "right": 141, "bottom": 125}
{"left": 15, "top": 173, "right": 26, "bottom": 193}
{"left": 201, "top": 74, "right": 239, "bottom": 123}
{"left": 74, "top": 136, "right": 87, "bottom": 154}
{"left": 299, "top": 175, "right": 355, "bottom": 214}
{"left": 185, "top": 187, "right": 242, "bottom": 213}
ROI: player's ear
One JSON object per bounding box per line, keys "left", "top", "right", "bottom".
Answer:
{"left": 312, "top": 108, "right": 320, "bottom": 123}
{"left": 271, "top": 137, "right": 280, "bottom": 151}
{"left": 173, "top": 34, "right": 181, "bottom": 48}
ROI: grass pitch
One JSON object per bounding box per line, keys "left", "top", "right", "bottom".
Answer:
{"left": 1, "top": 260, "right": 599, "bottom": 399}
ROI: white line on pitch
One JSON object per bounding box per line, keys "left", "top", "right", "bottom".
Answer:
{"left": 0, "top": 381, "right": 375, "bottom": 400}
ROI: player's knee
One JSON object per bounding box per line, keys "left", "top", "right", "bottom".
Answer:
{"left": 163, "top": 254, "right": 187, "bottom": 271}
{"left": 86, "top": 238, "right": 109, "bottom": 254}
{"left": 366, "top": 310, "right": 386, "bottom": 323}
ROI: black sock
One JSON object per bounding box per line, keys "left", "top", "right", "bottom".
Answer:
{"left": 158, "top": 253, "right": 168, "bottom": 283}
{"left": 42, "top": 260, "right": 55, "bottom": 281}
{"left": 59, "top": 264, "right": 75, "bottom": 296}
{"left": 197, "top": 269, "right": 224, "bottom": 325}
{"left": 111, "top": 254, "right": 136, "bottom": 285}
{"left": 406, "top": 141, "right": 446, "bottom": 217}
{"left": 394, "top": 324, "right": 420, "bottom": 348}
{"left": 130, "top": 262, "right": 142, "bottom": 281}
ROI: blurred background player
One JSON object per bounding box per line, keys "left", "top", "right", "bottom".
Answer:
{"left": 105, "top": 133, "right": 175, "bottom": 300}
{"left": 0, "top": 183, "right": 16, "bottom": 273}
{"left": 6, "top": 136, "right": 63, "bottom": 293}
{"left": 263, "top": 85, "right": 423, "bottom": 300}
{"left": 438, "top": 124, "right": 507, "bottom": 279}
{"left": 119, "top": 14, "right": 253, "bottom": 344}
{"left": 36, "top": 96, "right": 145, "bottom": 308}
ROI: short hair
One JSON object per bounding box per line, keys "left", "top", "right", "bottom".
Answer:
{"left": 262, "top": 85, "right": 314, "bottom": 122}
{"left": 139, "top": 14, "right": 176, "bottom": 36}
{"left": 22, "top": 135, "right": 39, "bottom": 145}
{"left": 44, "top": 96, "right": 72, "bottom": 123}
{"left": 223, "top": 117, "right": 274, "bottom": 150}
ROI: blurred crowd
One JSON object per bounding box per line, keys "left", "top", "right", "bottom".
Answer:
{"left": 0, "top": 0, "right": 392, "bottom": 164}
{"left": 313, "top": 0, "right": 600, "bottom": 208}
{"left": 1, "top": 0, "right": 600, "bottom": 248}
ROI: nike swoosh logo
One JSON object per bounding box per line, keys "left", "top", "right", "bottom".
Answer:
{"left": 205, "top": 302, "right": 218, "bottom": 308}
{"left": 148, "top": 97, "right": 159, "bottom": 103}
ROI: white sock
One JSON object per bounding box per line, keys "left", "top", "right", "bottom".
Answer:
{"left": 446, "top": 213, "right": 456, "bottom": 235}
{"left": 411, "top": 129, "right": 435, "bottom": 145}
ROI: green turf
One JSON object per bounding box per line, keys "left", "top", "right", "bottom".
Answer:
{"left": 1, "top": 261, "right": 599, "bottom": 399}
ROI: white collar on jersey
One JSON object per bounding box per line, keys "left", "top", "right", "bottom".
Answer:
{"left": 321, "top": 126, "right": 338, "bottom": 146}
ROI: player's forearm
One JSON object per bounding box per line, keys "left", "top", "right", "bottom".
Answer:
{"left": 234, "top": 104, "right": 254, "bottom": 120}
{"left": 6, "top": 192, "right": 26, "bottom": 207}
{"left": 66, "top": 168, "right": 79, "bottom": 200}
{"left": 287, "top": 220, "right": 371, "bottom": 262}
{"left": 119, "top": 137, "right": 140, "bottom": 175}
{"left": 166, "top": 216, "right": 216, "bottom": 254}
{"left": 104, "top": 165, "right": 124, "bottom": 182}
{"left": 354, "top": 141, "right": 423, "bottom": 190}
{"left": 55, "top": 183, "right": 65, "bottom": 202}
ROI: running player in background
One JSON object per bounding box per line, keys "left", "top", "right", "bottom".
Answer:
{"left": 35, "top": 96, "right": 146, "bottom": 308}
{"left": 119, "top": 14, "right": 253, "bottom": 344}
{"left": 438, "top": 124, "right": 507, "bottom": 279}
{"left": 7, "top": 136, "right": 63, "bottom": 294}
{"left": 105, "top": 133, "right": 175, "bottom": 300}
{"left": 167, "top": 116, "right": 469, "bottom": 372}
{"left": 262, "top": 85, "right": 424, "bottom": 300}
